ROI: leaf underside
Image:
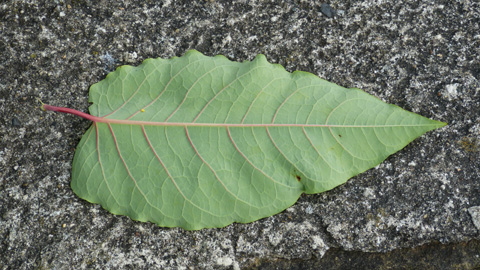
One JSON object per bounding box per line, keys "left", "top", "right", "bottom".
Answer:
{"left": 71, "top": 50, "right": 446, "bottom": 230}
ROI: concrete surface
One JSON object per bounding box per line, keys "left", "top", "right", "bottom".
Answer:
{"left": 0, "top": 0, "right": 479, "bottom": 269}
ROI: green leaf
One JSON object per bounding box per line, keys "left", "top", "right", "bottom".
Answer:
{"left": 66, "top": 50, "right": 445, "bottom": 230}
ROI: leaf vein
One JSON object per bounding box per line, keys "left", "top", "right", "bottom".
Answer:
{"left": 192, "top": 65, "right": 266, "bottom": 123}
{"left": 165, "top": 64, "right": 237, "bottom": 122}
{"left": 227, "top": 127, "right": 293, "bottom": 188}
{"left": 186, "top": 127, "right": 258, "bottom": 208}
{"left": 240, "top": 77, "right": 281, "bottom": 124}
{"left": 158, "top": 126, "right": 222, "bottom": 217}
{"left": 266, "top": 127, "right": 309, "bottom": 187}
{"left": 101, "top": 67, "right": 156, "bottom": 118}
{"left": 302, "top": 127, "right": 341, "bottom": 174}
{"left": 95, "top": 123, "right": 122, "bottom": 206}
{"left": 108, "top": 124, "right": 163, "bottom": 216}
{"left": 271, "top": 83, "right": 326, "bottom": 124}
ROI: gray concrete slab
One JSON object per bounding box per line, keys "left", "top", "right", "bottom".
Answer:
{"left": 1, "top": 1, "right": 479, "bottom": 269}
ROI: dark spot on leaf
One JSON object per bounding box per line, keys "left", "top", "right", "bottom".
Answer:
{"left": 296, "top": 175, "right": 301, "bottom": 181}
{"left": 338, "top": 134, "right": 342, "bottom": 137}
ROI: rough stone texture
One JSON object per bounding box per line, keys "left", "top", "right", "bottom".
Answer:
{"left": 0, "top": 0, "right": 479, "bottom": 269}
{"left": 253, "top": 240, "right": 480, "bottom": 269}
{"left": 469, "top": 206, "right": 480, "bottom": 231}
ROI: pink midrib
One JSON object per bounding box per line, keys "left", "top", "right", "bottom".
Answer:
{"left": 42, "top": 104, "right": 438, "bottom": 128}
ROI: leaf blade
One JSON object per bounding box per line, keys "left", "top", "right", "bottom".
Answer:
{"left": 71, "top": 50, "right": 446, "bottom": 229}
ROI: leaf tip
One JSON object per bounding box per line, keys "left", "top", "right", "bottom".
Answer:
{"left": 432, "top": 119, "right": 448, "bottom": 129}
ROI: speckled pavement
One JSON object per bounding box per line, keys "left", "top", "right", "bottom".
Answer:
{"left": 1, "top": 1, "right": 479, "bottom": 269}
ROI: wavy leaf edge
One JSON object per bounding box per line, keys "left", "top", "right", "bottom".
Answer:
{"left": 41, "top": 50, "right": 447, "bottom": 230}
